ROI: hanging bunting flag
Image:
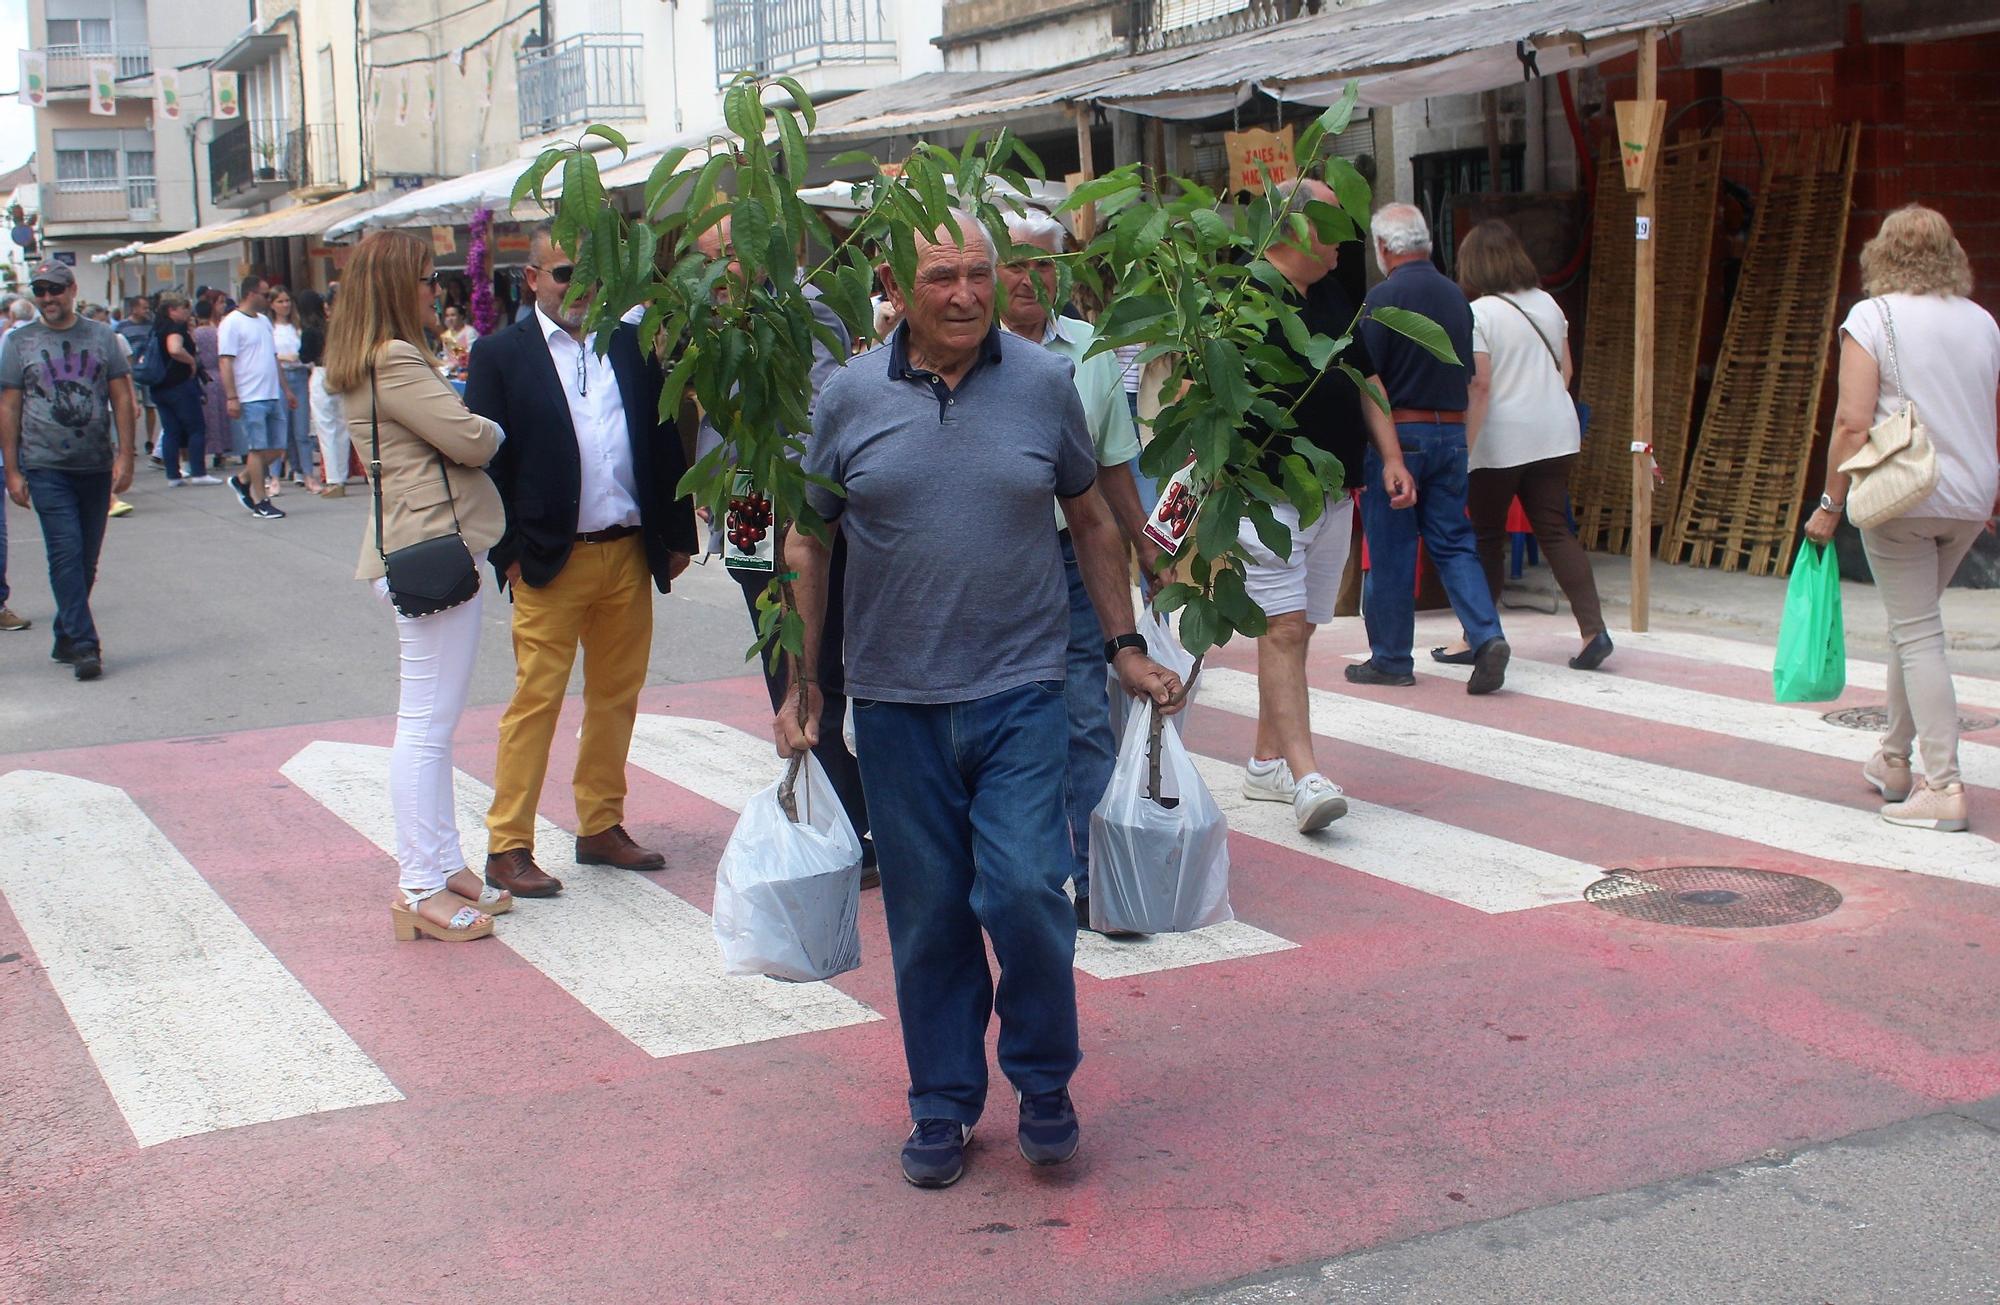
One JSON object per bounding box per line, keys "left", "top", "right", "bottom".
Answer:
{"left": 419, "top": 66, "right": 437, "bottom": 123}
{"left": 18, "top": 52, "right": 47, "bottom": 109}
{"left": 477, "top": 44, "right": 497, "bottom": 109}
{"left": 156, "top": 69, "right": 182, "bottom": 121}
{"left": 212, "top": 70, "right": 240, "bottom": 119}
{"left": 87, "top": 58, "right": 117, "bottom": 115}
{"left": 369, "top": 68, "right": 383, "bottom": 119}
{"left": 452, "top": 47, "right": 467, "bottom": 75}
{"left": 394, "top": 68, "right": 410, "bottom": 127}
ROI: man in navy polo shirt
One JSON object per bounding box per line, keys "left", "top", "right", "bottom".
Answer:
{"left": 1351, "top": 203, "right": 1510, "bottom": 695}
{"left": 780, "top": 211, "right": 1186, "bottom": 1190}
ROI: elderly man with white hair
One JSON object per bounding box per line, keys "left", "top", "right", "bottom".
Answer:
{"left": 1350, "top": 202, "right": 1510, "bottom": 694}
{"left": 997, "top": 207, "right": 1159, "bottom": 935}
{"left": 782, "top": 210, "right": 1187, "bottom": 1190}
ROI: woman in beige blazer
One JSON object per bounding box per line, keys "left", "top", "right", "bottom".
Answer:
{"left": 326, "top": 229, "right": 510, "bottom": 943}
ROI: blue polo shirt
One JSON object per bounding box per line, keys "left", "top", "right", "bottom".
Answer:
{"left": 1359, "top": 259, "right": 1476, "bottom": 413}
{"left": 805, "top": 324, "right": 1098, "bottom": 704}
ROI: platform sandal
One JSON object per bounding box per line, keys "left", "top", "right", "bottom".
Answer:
{"left": 391, "top": 886, "right": 494, "bottom": 942}
{"left": 445, "top": 867, "right": 513, "bottom": 915}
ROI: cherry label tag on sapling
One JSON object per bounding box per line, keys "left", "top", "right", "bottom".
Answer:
{"left": 1142, "top": 453, "right": 1207, "bottom": 555}
{"left": 723, "top": 473, "right": 776, "bottom": 574}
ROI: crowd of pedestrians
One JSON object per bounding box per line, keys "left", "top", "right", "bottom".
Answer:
{"left": 3, "top": 199, "right": 1994, "bottom": 1192}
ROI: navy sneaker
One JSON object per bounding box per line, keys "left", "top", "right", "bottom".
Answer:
{"left": 1344, "top": 660, "right": 1415, "bottom": 687}
{"left": 227, "top": 473, "right": 256, "bottom": 512}
{"left": 901, "top": 1119, "right": 972, "bottom": 1188}
{"left": 253, "top": 499, "right": 287, "bottom": 519}
{"left": 1017, "top": 1089, "right": 1080, "bottom": 1166}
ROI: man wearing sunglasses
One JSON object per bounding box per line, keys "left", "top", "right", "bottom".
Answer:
{"left": 467, "top": 226, "right": 698, "bottom": 899}
{"left": 0, "top": 260, "right": 138, "bottom": 680}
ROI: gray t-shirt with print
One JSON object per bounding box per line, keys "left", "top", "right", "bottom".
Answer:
{"left": 0, "top": 317, "right": 131, "bottom": 473}
{"left": 805, "top": 325, "right": 1098, "bottom": 704}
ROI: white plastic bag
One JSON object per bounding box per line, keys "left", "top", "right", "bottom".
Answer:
{"left": 713, "top": 753, "right": 863, "bottom": 982}
{"left": 1088, "top": 700, "right": 1232, "bottom": 934}
{"left": 1107, "top": 606, "right": 1199, "bottom": 741}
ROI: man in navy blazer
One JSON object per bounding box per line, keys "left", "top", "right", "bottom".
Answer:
{"left": 467, "top": 225, "right": 696, "bottom": 899}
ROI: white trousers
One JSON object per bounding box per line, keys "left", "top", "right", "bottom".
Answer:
{"left": 310, "top": 367, "right": 351, "bottom": 484}
{"left": 377, "top": 571, "right": 484, "bottom": 893}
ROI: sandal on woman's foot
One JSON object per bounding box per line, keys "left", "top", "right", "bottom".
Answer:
{"left": 446, "top": 867, "right": 513, "bottom": 915}
{"left": 1430, "top": 646, "right": 1477, "bottom": 666}
{"left": 391, "top": 886, "right": 493, "bottom": 942}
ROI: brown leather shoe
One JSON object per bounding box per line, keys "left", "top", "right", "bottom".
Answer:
{"left": 485, "top": 848, "right": 563, "bottom": 897}
{"left": 575, "top": 823, "right": 666, "bottom": 871}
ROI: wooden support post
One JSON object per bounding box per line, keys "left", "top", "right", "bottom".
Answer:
{"left": 1072, "top": 104, "right": 1097, "bottom": 243}
{"left": 1628, "top": 28, "right": 1662, "bottom": 632}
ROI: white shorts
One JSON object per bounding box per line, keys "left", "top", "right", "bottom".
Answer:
{"left": 1238, "top": 494, "right": 1354, "bottom": 626}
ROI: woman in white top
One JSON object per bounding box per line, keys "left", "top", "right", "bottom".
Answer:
{"left": 1805, "top": 205, "right": 2000, "bottom": 833}
{"left": 438, "top": 303, "right": 477, "bottom": 376}
{"left": 1437, "top": 220, "right": 1610, "bottom": 670}
{"left": 268, "top": 286, "right": 320, "bottom": 493}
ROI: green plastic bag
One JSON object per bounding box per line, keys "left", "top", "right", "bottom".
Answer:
{"left": 1773, "top": 539, "right": 1846, "bottom": 702}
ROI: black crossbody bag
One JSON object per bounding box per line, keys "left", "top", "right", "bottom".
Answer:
{"left": 369, "top": 363, "right": 479, "bottom": 618}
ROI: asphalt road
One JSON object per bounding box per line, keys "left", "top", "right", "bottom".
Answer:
{"left": 0, "top": 471, "right": 761, "bottom": 755}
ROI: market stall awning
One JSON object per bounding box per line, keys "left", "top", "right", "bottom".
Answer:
{"left": 811, "top": 0, "right": 1765, "bottom": 135}
{"left": 132, "top": 189, "right": 393, "bottom": 257}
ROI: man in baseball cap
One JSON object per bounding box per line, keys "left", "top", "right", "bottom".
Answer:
{"left": 0, "top": 258, "right": 138, "bottom": 680}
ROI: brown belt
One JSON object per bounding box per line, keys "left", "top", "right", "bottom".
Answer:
{"left": 1391, "top": 408, "right": 1467, "bottom": 425}
{"left": 575, "top": 524, "right": 640, "bottom": 544}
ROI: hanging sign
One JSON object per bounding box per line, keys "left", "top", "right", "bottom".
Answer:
{"left": 212, "top": 71, "right": 240, "bottom": 119}
{"left": 18, "top": 52, "right": 47, "bottom": 108}
{"left": 87, "top": 59, "right": 118, "bottom": 115}
{"left": 1225, "top": 125, "right": 1296, "bottom": 195}
{"left": 1615, "top": 99, "right": 1666, "bottom": 192}
{"left": 431, "top": 226, "right": 457, "bottom": 257}
{"left": 156, "top": 69, "right": 182, "bottom": 121}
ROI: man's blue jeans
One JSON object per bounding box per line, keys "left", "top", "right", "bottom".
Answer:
{"left": 0, "top": 461, "right": 10, "bottom": 609}
{"left": 24, "top": 468, "right": 111, "bottom": 655}
{"left": 852, "top": 680, "right": 1080, "bottom": 1126}
{"left": 1059, "top": 533, "right": 1116, "bottom": 898}
{"left": 1359, "top": 422, "right": 1503, "bottom": 677}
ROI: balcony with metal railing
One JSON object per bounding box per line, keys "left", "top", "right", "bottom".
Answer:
{"left": 290, "top": 123, "right": 343, "bottom": 193}
{"left": 713, "top": 0, "right": 895, "bottom": 85}
{"left": 37, "top": 44, "right": 154, "bottom": 95}
{"left": 209, "top": 118, "right": 299, "bottom": 207}
{"left": 43, "top": 176, "right": 159, "bottom": 226}
{"left": 1125, "top": 0, "right": 1317, "bottom": 51}
{"left": 516, "top": 34, "right": 645, "bottom": 138}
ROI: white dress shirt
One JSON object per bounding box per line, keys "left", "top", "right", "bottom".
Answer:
{"left": 536, "top": 306, "right": 641, "bottom": 533}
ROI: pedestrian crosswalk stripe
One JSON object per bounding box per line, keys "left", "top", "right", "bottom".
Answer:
{"left": 625, "top": 714, "right": 1299, "bottom": 980}
{"left": 0, "top": 769, "right": 403, "bottom": 1147}
{"left": 1187, "top": 754, "right": 1607, "bottom": 913}
{"left": 281, "top": 741, "right": 880, "bottom": 1058}
{"left": 1198, "top": 668, "right": 2000, "bottom": 888}
{"left": 1359, "top": 653, "right": 2000, "bottom": 792}
{"left": 1603, "top": 626, "right": 2000, "bottom": 713}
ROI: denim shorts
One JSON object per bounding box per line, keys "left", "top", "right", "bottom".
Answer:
{"left": 231, "top": 397, "right": 286, "bottom": 451}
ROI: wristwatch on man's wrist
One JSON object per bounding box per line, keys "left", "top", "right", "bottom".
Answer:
{"left": 1104, "top": 633, "right": 1147, "bottom": 664}
{"left": 1819, "top": 493, "right": 1844, "bottom": 513}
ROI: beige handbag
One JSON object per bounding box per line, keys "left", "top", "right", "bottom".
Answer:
{"left": 1838, "top": 299, "right": 1938, "bottom": 529}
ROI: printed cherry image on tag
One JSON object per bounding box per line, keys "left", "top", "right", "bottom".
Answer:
{"left": 723, "top": 473, "right": 775, "bottom": 574}
{"left": 1142, "top": 453, "right": 1207, "bottom": 555}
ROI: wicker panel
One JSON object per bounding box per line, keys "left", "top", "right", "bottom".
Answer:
{"left": 1662, "top": 128, "right": 1859, "bottom": 576}
{"left": 1570, "top": 136, "right": 1722, "bottom": 555}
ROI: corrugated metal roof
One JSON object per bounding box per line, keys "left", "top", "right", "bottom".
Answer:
{"left": 132, "top": 189, "right": 394, "bottom": 256}
{"left": 814, "top": 0, "right": 1762, "bottom": 134}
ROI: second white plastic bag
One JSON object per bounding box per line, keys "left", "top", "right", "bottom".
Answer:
{"left": 1088, "top": 700, "right": 1232, "bottom": 935}
{"left": 1107, "top": 606, "right": 1199, "bottom": 742}
{"left": 713, "top": 753, "right": 864, "bottom": 983}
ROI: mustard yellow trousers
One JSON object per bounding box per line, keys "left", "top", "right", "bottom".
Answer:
{"left": 485, "top": 534, "right": 652, "bottom": 853}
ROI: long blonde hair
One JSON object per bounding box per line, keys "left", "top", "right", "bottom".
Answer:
{"left": 1860, "top": 204, "right": 1974, "bottom": 298}
{"left": 324, "top": 230, "right": 433, "bottom": 394}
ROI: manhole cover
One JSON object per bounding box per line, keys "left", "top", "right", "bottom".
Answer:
{"left": 1822, "top": 704, "right": 1998, "bottom": 733}
{"left": 1583, "top": 866, "right": 1842, "bottom": 928}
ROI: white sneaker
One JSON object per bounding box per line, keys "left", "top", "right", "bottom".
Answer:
{"left": 188, "top": 474, "right": 223, "bottom": 486}
{"left": 1243, "top": 757, "right": 1296, "bottom": 803}
{"left": 1293, "top": 772, "right": 1348, "bottom": 833}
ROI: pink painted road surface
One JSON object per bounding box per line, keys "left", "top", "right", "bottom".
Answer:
{"left": 4, "top": 610, "right": 2000, "bottom": 1303}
